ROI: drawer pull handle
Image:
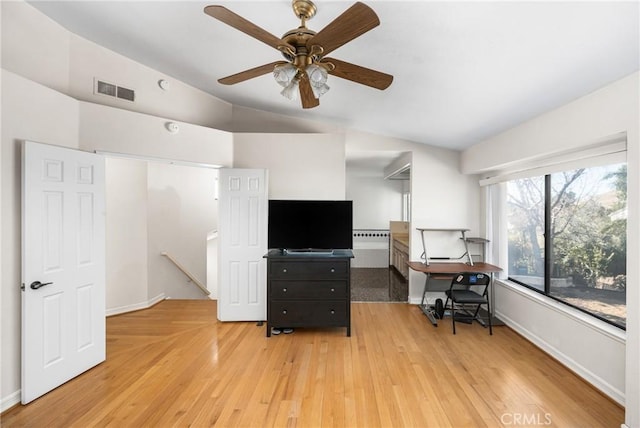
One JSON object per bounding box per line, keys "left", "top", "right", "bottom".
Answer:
{"left": 330, "top": 288, "right": 335, "bottom": 292}
{"left": 282, "top": 310, "right": 287, "bottom": 314}
{"left": 283, "top": 288, "right": 287, "bottom": 292}
{"left": 330, "top": 268, "right": 335, "bottom": 273}
{"left": 330, "top": 310, "right": 335, "bottom": 315}
{"left": 282, "top": 268, "right": 287, "bottom": 273}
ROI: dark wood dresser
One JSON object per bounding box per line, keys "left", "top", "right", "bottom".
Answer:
{"left": 264, "top": 249, "right": 354, "bottom": 337}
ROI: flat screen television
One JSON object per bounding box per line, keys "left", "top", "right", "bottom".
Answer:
{"left": 268, "top": 200, "right": 353, "bottom": 251}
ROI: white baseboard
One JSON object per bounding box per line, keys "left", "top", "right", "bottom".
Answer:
{"left": 496, "top": 309, "right": 625, "bottom": 406}
{"left": 409, "top": 292, "right": 446, "bottom": 306}
{"left": 106, "top": 293, "right": 166, "bottom": 317}
{"left": 1, "top": 390, "right": 21, "bottom": 413}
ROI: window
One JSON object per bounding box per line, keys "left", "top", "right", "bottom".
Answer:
{"left": 506, "top": 163, "right": 627, "bottom": 329}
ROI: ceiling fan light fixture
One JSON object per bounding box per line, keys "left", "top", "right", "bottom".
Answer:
{"left": 273, "top": 63, "right": 298, "bottom": 87}
{"left": 311, "top": 82, "right": 330, "bottom": 98}
{"left": 306, "top": 64, "right": 329, "bottom": 98}
{"left": 280, "top": 78, "right": 300, "bottom": 100}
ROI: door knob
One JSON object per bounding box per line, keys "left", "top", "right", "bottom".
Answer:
{"left": 30, "top": 281, "right": 53, "bottom": 290}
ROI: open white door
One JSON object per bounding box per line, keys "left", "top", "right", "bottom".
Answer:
{"left": 21, "top": 141, "right": 106, "bottom": 404}
{"left": 218, "top": 169, "right": 268, "bottom": 321}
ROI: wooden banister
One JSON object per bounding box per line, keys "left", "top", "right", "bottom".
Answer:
{"left": 161, "top": 252, "right": 210, "bottom": 296}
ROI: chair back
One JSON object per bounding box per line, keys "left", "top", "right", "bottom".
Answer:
{"left": 452, "top": 272, "right": 491, "bottom": 289}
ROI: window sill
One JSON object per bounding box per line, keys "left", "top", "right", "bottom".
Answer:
{"left": 494, "top": 278, "right": 626, "bottom": 343}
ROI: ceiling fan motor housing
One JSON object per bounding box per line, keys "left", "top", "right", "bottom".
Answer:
{"left": 281, "top": 26, "right": 317, "bottom": 65}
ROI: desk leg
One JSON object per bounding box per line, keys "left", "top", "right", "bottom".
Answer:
{"left": 418, "top": 273, "right": 438, "bottom": 326}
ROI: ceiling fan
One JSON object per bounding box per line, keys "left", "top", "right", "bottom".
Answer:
{"left": 204, "top": 1, "right": 393, "bottom": 109}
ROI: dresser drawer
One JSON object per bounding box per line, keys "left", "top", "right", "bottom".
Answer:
{"left": 269, "top": 260, "right": 349, "bottom": 279}
{"left": 269, "top": 300, "right": 348, "bottom": 327}
{"left": 270, "top": 280, "right": 347, "bottom": 299}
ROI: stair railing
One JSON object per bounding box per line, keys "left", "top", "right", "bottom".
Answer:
{"left": 161, "top": 252, "right": 211, "bottom": 296}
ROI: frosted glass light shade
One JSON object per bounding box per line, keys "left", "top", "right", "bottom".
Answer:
{"left": 306, "top": 64, "right": 329, "bottom": 98}
{"left": 280, "top": 79, "right": 299, "bottom": 100}
{"left": 311, "top": 82, "right": 329, "bottom": 98}
{"left": 273, "top": 63, "right": 298, "bottom": 88}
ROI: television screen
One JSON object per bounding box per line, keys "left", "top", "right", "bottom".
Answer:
{"left": 268, "top": 200, "right": 353, "bottom": 250}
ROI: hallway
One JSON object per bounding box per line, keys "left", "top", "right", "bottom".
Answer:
{"left": 350, "top": 267, "right": 408, "bottom": 302}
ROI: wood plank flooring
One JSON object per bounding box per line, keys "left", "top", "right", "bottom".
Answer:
{"left": 1, "top": 300, "right": 623, "bottom": 427}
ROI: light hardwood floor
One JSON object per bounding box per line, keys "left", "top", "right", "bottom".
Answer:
{"left": 2, "top": 300, "right": 623, "bottom": 427}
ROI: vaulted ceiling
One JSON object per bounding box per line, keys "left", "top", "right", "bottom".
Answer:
{"left": 28, "top": 1, "right": 639, "bottom": 151}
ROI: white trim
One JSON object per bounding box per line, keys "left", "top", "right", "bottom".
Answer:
{"left": 106, "top": 293, "right": 166, "bottom": 317}
{"left": 495, "top": 279, "right": 625, "bottom": 341}
{"left": 96, "top": 150, "right": 222, "bottom": 169}
{"left": 383, "top": 152, "right": 412, "bottom": 180}
{"left": 480, "top": 135, "right": 627, "bottom": 186}
{"left": 1, "top": 390, "right": 21, "bottom": 413}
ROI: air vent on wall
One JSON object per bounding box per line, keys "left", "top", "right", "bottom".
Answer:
{"left": 116, "top": 86, "right": 135, "bottom": 102}
{"left": 94, "top": 78, "right": 135, "bottom": 102}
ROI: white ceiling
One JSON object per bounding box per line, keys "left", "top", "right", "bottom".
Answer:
{"left": 28, "top": 1, "right": 639, "bottom": 151}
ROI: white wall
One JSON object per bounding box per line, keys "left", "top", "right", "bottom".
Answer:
{"left": 78, "top": 100, "right": 232, "bottom": 311}
{"left": 408, "top": 147, "right": 481, "bottom": 298}
{"left": 1, "top": 1, "right": 71, "bottom": 95}
{"left": 233, "top": 133, "right": 346, "bottom": 200}
{"left": 105, "top": 158, "right": 219, "bottom": 314}
{"left": 105, "top": 158, "right": 149, "bottom": 314}
{"left": 1, "top": 70, "right": 81, "bottom": 410}
{"left": 345, "top": 130, "right": 481, "bottom": 301}
{"left": 1, "top": 1, "right": 233, "bottom": 131}
{"left": 78, "top": 102, "right": 233, "bottom": 167}
{"left": 147, "top": 163, "right": 218, "bottom": 301}
{"left": 462, "top": 72, "right": 639, "bottom": 419}
{"left": 346, "top": 173, "right": 403, "bottom": 229}
{"left": 231, "top": 105, "right": 339, "bottom": 134}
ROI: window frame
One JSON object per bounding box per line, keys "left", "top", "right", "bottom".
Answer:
{"left": 505, "top": 167, "right": 627, "bottom": 330}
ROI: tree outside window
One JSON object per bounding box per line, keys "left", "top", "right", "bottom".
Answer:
{"left": 506, "top": 163, "right": 627, "bottom": 328}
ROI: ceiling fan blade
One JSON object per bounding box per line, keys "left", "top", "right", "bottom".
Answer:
{"left": 299, "top": 77, "right": 320, "bottom": 109}
{"left": 324, "top": 57, "right": 393, "bottom": 90}
{"left": 306, "top": 2, "right": 379, "bottom": 57}
{"left": 218, "top": 61, "right": 288, "bottom": 85}
{"left": 204, "top": 5, "right": 294, "bottom": 53}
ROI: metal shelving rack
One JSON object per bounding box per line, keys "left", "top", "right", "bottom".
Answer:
{"left": 417, "top": 228, "right": 473, "bottom": 266}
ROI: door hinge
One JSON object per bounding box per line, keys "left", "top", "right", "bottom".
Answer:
{"left": 21, "top": 283, "right": 25, "bottom": 291}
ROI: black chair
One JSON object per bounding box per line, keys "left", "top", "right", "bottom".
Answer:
{"left": 444, "top": 272, "right": 492, "bottom": 335}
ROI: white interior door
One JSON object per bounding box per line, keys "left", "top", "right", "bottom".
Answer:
{"left": 21, "top": 141, "right": 106, "bottom": 404}
{"left": 218, "top": 169, "right": 268, "bottom": 321}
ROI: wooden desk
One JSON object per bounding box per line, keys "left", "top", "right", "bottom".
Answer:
{"left": 407, "top": 261, "right": 503, "bottom": 326}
